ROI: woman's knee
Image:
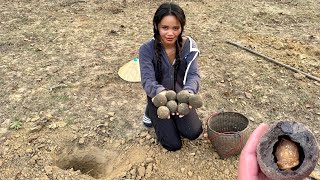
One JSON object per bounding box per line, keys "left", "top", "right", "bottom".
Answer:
{"left": 184, "top": 126, "right": 203, "bottom": 140}
{"left": 160, "top": 138, "right": 182, "bottom": 151}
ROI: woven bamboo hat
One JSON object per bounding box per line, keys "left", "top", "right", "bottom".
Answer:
{"left": 118, "top": 58, "right": 141, "bottom": 82}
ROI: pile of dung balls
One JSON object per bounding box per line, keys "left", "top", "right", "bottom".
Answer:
{"left": 153, "top": 90, "right": 203, "bottom": 119}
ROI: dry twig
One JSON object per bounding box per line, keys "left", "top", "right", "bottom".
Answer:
{"left": 226, "top": 40, "right": 320, "bottom": 82}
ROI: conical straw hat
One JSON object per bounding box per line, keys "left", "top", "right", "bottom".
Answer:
{"left": 118, "top": 58, "right": 141, "bottom": 82}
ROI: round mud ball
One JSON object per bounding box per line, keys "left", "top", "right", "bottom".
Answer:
{"left": 166, "top": 100, "right": 178, "bottom": 113}
{"left": 176, "top": 90, "right": 190, "bottom": 103}
{"left": 157, "top": 106, "right": 170, "bottom": 119}
{"left": 153, "top": 93, "right": 167, "bottom": 108}
{"left": 177, "top": 103, "right": 190, "bottom": 116}
{"left": 256, "top": 121, "right": 319, "bottom": 180}
{"left": 189, "top": 94, "right": 203, "bottom": 109}
{"left": 165, "top": 90, "right": 176, "bottom": 101}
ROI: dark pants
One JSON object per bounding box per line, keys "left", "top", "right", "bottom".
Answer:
{"left": 146, "top": 97, "right": 203, "bottom": 151}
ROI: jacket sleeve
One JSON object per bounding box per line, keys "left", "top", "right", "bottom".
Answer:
{"left": 139, "top": 43, "right": 166, "bottom": 98}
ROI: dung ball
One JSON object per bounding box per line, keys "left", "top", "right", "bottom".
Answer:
{"left": 165, "top": 90, "right": 176, "bottom": 101}
{"left": 153, "top": 93, "right": 167, "bottom": 107}
{"left": 189, "top": 94, "right": 203, "bottom": 109}
{"left": 177, "top": 90, "right": 190, "bottom": 103}
{"left": 256, "top": 121, "right": 319, "bottom": 180}
{"left": 177, "top": 103, "right": 190, "bottom": 115}
{"left": 157, "top": 106, "right": 170, "bottom": 119}
{"left": 166, "top": 100, "right": 178, "bottom": 113}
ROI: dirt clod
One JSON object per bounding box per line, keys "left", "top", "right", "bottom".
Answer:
{"left": 177, "top": 90, "right": 190, "bottom": 103}
{"left": 153, "top": 94, "right": 167, "bottom": 107}
{"left": 189, "top": 94, "right": 203, "bottom": 109}
{"left": 166, "top": 100, "right": 178, "bottom": 113}
{"left": 177, "top": 103, "right": 190, "bottom": 115}
{"left": 166, "top": 90, "right": 177, "bottom": 101}
{"left": 157, "top": 106, "right": 170, "bottom": 119}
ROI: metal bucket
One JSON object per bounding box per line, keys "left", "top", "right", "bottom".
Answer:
{"left": 207, "top": 112, "right": 250, "bottom": 159}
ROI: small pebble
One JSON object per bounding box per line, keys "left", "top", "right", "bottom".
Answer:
{"left": 244, "top": 92, "right": 253, "bottom": 99}
{"left": 140, "top": 131, "right": 148, "bottom": 138}
{"left": 181, "top": 167, "right": 186, "bottom": 173}
{"left": 44, "top": 166, "right": 53, "bottom": 175}
{"left": 145, "top": 157, "right": 154, "bottom": 163}
{"left": 137, "top": 166, "right": 146, "bottom": 177}
{"left": 79, "top": 137, "right": 85, "bottom": 144}
{"left": 26, "top": 148, "right": 33, "bottom": 153}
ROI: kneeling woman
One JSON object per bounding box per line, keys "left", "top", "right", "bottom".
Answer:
{"left": 139, "top": 2, "right": 203, "bottom": 151}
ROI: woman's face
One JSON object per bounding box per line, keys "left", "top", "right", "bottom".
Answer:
{"left": 158, "top": 15, "right": 182, "bottom": 47}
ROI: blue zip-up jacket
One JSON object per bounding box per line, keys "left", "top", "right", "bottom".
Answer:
{"left": 139, "top": 36, "right": 200, "bottom": 98}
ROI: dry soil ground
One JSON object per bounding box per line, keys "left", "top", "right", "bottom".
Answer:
{"left": 0, "top": 0, "right": 320, "bottom": 179}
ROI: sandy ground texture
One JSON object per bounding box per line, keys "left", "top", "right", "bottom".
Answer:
{"left": 1, "top": 0, "right": 320, "bottom": 179}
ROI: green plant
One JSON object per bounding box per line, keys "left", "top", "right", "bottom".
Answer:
{"left": 10, "top": 118, "right": 22, "bottom": 130}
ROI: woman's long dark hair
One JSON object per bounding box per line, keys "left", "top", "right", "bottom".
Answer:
{"left": 153, "top": 2, "right": 186, "bottom": 84}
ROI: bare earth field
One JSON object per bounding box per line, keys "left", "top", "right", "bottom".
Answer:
{"left": 0, "top": 0, "right": 319, "bottom": 179}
